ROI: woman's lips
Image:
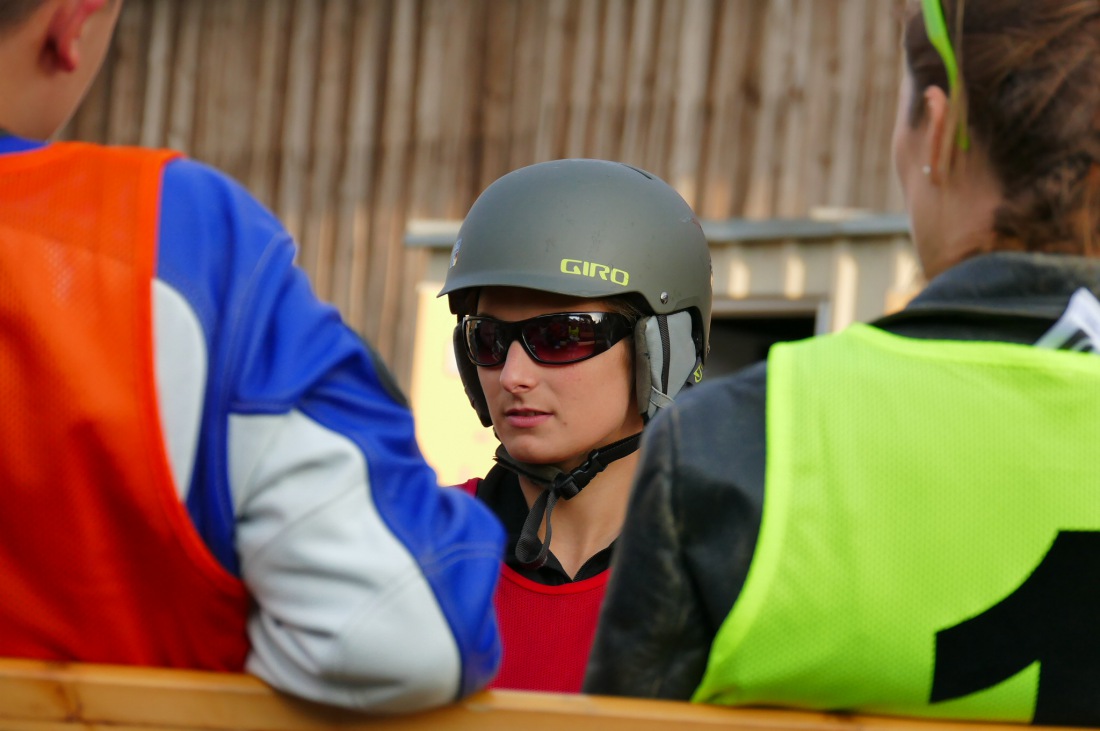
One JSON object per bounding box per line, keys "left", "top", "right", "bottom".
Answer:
{"left": 504, "top": 409, "right": 551, "bottom": 428}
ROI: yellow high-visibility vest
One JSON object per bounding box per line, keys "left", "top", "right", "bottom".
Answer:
{"left": 694, "top": 323, "right": 1100, "bottom": 725}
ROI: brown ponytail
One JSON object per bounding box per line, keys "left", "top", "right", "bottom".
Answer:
{"left": 903, "top": 0, "right": 1100, "bottom": 255}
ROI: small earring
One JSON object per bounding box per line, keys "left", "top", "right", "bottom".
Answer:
{"left": 922, "top": 165, "right": 932, "bottom": 176}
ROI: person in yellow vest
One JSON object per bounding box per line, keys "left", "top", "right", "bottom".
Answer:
{"left": 585, "top": 0, "right": 1100, "bottom": 725}
{"left": 0, "top": 0, "right": 504, "bottom": 712}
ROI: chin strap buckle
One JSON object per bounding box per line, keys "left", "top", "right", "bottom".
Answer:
{"left": 498, "top": 433, "right": 642, "bottom": 570}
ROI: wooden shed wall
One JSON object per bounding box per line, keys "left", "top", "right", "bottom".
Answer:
{"left": 63, "top": 0, "right": 908, "bottom": 389}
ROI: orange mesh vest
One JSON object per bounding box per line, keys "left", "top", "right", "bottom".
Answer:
{"left": 458, "top": 478, "right": 608, "bottom": 692}
{"left": 0, "top": 142, "right": 249, "bottom": 670}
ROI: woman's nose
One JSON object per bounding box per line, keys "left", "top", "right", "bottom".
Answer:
{"left": 498, "top": 340, "right": 539, "bottom": 391}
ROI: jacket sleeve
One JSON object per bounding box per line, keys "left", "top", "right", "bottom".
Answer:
{"left": 155, "top": 159, "right": 504, "bottom": 713}
{"left": 583, "top": 364, "right": 768, "bottom": 700}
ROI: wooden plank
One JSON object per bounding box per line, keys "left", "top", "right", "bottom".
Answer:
{"left": 865, "top": 0, "right": 908, "bottom": 212}
{"left": 698, "top": 0, "right": 764, "bottom": 219}
{"left": 245, "top": 0, "right": 293, "bottom": 206}
{"left": 796, "top": 0, "right": 838, "bottom": 215}
{"left": 364, "top": 0, "right": 418, "bottom": 358}
{"left": 411, "top": 0, "right": 481, "bottom": 218}
{"left": 206, "top": 0, "right": 256, "bottom": 179}
{"left": 412, "top": 0, "right": 449, "bottom": 216}
{"left": 668, "top": 0, "right": 714, "bottom": 206}
{"left": 276, "top": 0, "right": 321, "bottom": 255}
{"left": 164, "top": 0, "right": 202, "bottom": 157}
{"left": 299, "top": 0, "right": 353, "bottom": 302}
{"left": 589, "top": 0, "right": 629, "bottom": 163}
{"left": 0, "top": 659, "right": 1085, "bottom": 731}
{"left": 330, "top": 0, "right": 389, "bottom": 332}
{"left": 563, "top": 0, "right": 600, "bottom": 157}
{"left": 773, "top": 0, "right": 813, "bottom": 217}
{"left": 440, "top": 0, "right": 477, "bottom": 214}
{"left": 743, "top": 0, "right": 790, "bottom": 217}
{"left": 640, "top": 0, "right": 683, "bottom": 175}
{"left": 823, "top": 0, "right": 868, "bottom": 209}
{"left": 139, "top": 0, "right": 174, "bottom": 148}
{"left": 619, "top": 0, "right": 660, "bottom": 167}
{"left": 103, "top": 0, "right": 148, "bottom": 145}
{"left": 448, "top": 0, "right": 489, "bottom": 214}
{"left": 532, "top": 0, "right": 571, "bottom": 163}
{"left": 475, "top": 0, "right": 517, "bottom": 193}
{"left": 507, "top": 0, "right": 548, "bottom": 171}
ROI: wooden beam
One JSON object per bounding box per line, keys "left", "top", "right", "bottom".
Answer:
{"left": 0, "top": 658, "right": 1078, "bottom": 731}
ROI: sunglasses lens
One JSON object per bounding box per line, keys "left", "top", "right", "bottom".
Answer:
{"left": 524, "top": 314, "right": 599, "bottom": 363}
{"left": 464, "top": 312, "right": 627, "bottom": 366}
{"left": 466, "top": 319, "right": 508, "bottom": 366}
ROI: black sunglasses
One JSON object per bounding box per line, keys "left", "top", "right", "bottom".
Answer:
{"left": 462, "top": 311, "right": 633, "bottom": 367}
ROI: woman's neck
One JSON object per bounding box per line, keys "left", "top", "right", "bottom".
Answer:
{"left": 518, "top": 452, "right": 639, "bottom": 580}
{"left": 924, "top": 151, "right": 1005, "bottom": 279}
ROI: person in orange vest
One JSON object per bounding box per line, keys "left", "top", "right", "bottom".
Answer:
{"left": 586, "top": 0, "right": 1100, "bottom": 725}
{"left": 0, "top": 0, "right": 504, "bottom": 713}
{"left": 439, "top": 159, "right": 713, "bottom": 692}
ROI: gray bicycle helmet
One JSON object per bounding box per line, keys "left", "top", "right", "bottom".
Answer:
{"left": 439, "top": 158, "right": 712, "bottom": 428}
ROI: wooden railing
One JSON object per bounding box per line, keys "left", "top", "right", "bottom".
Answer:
{"left": 0, "top": 658, "right": 1078, "bottom": 731}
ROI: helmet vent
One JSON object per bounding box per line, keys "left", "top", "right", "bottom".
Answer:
{"left": 620, "top": 163, "right": 654, "bottom": 180}
{"left": 658, "top": 315, "right": 672, "bottom": 393}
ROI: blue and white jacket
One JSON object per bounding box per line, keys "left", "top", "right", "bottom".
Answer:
{"left": 0, "top": 135, "right": 504, "bottom": 712}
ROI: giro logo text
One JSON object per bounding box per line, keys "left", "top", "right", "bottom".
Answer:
{"left": 560, "top": 259, "right": 630, "bottom": 287}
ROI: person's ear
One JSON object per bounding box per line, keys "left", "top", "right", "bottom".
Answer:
{"left": 44, "top": 0, "right": 110, "bottom": 73}
{"left": 921, "top": 85, "right": 952, "bottom": 184}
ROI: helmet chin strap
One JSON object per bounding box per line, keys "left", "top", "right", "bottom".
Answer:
{"left": 494, "top": 433, "right": 642, "bottom": 570}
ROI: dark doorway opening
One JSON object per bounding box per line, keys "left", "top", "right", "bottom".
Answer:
{"left": 705, "top": 314, "right": 817, "bottom": 380}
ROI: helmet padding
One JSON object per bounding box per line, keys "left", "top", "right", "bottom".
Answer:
{"left": 452, "top": 324, "right": 494, "bottom": 427}
{"left": 634, "top": 311, "right": 703, "bottom": 420}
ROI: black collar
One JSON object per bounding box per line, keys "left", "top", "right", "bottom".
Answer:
{"left": 476, "top": 465, "right": 614, "bottom": 585}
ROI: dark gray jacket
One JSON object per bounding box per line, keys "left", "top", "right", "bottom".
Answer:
{"left": 583, "top": 252, "right": 1100, "bottom": 699}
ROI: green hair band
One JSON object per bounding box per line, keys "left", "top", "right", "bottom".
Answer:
{"left": 920, "top": 0, "right": 970, "bottom": 150}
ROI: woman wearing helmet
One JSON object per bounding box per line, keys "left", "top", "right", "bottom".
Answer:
{"left": 439, "top": 158, "right": 712, "bottom": 693}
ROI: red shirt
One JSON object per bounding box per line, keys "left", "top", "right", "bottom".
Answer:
{"left": 459, "top": 473, "right": 610, "bottom": 692}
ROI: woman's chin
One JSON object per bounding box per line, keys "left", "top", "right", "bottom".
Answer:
{"left": 499, "top": 442, "right": 582, "bottom": 472}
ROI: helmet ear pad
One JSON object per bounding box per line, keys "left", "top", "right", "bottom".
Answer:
{"left": 633, "top": 311, "right": 703, "bottom": 421}
{"left": 452, "top": 324, "right": 494, "bottom": 427}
